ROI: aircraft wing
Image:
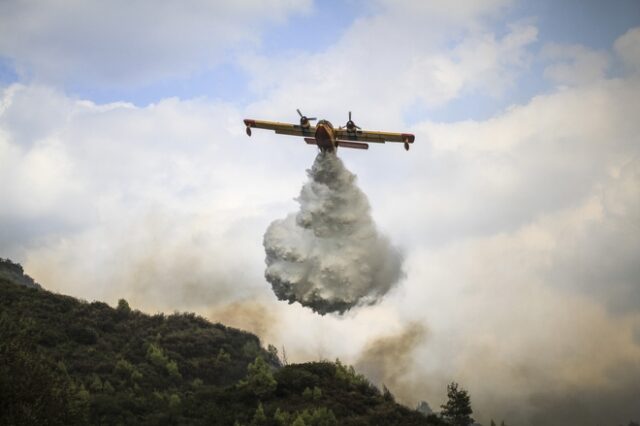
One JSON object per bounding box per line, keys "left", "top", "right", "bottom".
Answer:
{"left": 244, "top": 119, "right": 315, "bottom": 137}
{"left": 334, "top": 128, "right": 415, "bottom": 145}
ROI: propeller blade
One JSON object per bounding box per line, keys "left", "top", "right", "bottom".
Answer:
{"left": 308, "top": 117, "right": 317, "bottom": 121}
{"left": 349, "top": 111, "right": 352, "bottom": 120}
{"left": 297, "top": 109, "right": 303, "bottom": 117}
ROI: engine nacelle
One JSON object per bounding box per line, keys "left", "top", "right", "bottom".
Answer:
{"left": 344, "top": 111, "right": 361, "bottom": 133}
{"left": 297, "top": 109, "right": 316, "bottom": 129}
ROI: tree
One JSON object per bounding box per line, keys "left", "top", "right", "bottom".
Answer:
{"left": 303, "top": 387, "right": 313, "bottom": 399}
{"left": 239, "top": 357, "right": 277, "bottom": 397}
{"left": 416, "top": 401, "right": 433, "bottom": 416}
{"left": 267, "top": 344, "right": 282, "bottom": 366}
{"left": 306, "top": 407, "right": 337, "bottom": 425}
{"left": 116, "top": 298, "right": 131, "bottom": 317}
{"left": 146, "top": 343, "right": 181, "bottom": 378}
{"left": 273, "top": 408, "right": 290, "bottom": 425}
{"left": 251, "top": 402, "right": 267, "bottom": 426}
{"left": 90, "top": 375, "right": 103, "bottom": 392}
{"left": 312, "top": 386, "right": 322, "bottom": 400}
{"left": 440, "top": 382, "right": 474, "bottom": 426}
{"left": 114, "top": 358, "right": 133, "bottom": 379}
{"left": 382, "top": 384, "right": 395, "bottom": 402}
{"left": 102, "top": 380, "right": 114, "bottom": 394}
{"left": 168, "top": 393, "right": 181, "bottom": 416}
{"left": 0, "top": 341, "right": 87, "bottom": 425}
{"left": 291, "top": 415, "right": 306, "bottom": 426}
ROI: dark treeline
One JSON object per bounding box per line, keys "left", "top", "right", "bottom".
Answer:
{"left": 0, "top": 260, "right": 441, "bottom": 425}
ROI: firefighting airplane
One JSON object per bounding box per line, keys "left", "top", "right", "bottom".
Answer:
{"left": 243, "top": 110, "right": 415, "bottom": 152}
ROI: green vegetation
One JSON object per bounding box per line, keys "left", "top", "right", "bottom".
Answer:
{"left": 440, "top": 382, "right": 474, "bottom": 426}
{"left": 0, "top": 261, "right": 439, "bottom": 425}
{"left": 0, "top": 258, "right": 41, "bottom": 289}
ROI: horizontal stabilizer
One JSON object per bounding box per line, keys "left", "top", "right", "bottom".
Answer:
{"left": 336, "top": 140, "right": 369, "bottom": 150}
{"left": 304, "top": 138, "right": 317, "bottom": 145}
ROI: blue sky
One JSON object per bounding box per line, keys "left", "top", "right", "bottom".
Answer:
{"left": 1, "top": 0, "right": 637, "bottom": 114}
{"left": 1, "top": 1, "right": 640, "bottom": 425}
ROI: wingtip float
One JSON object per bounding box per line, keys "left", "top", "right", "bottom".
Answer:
{"left": 243, "top": 110, "right": 415, "bottom": 152}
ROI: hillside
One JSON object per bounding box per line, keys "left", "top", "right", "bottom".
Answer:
{"left": 0, "top": 259, "right": 442, "bottom": 426}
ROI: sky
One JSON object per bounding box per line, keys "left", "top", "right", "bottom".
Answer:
{"left": 1, "top": 1, "right": 639, "bottom": 425}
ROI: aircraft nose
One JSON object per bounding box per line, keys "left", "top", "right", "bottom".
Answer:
{"left": 315, "top": 125, "right": 328, "bottom": 138}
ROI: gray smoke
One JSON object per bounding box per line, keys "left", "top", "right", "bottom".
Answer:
{"left": 263, "top": 152, "right": 404, "bottom": 315}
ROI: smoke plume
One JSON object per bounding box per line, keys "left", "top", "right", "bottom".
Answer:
{"left": 355, "top": 322, "right": 428, "bottom": 403}
{"left": 263, "top": 152, "right": 404, "bottom": 315}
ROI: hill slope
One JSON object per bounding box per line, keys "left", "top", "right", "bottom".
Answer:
{"left": 0, "top": 260, "right": 442, "bottom": 426}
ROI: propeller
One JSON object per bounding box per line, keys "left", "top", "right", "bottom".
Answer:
{"left": 297, "top": 109, "right": 316, "bottom": 128}
{"left": 342, "top": 111, "right": 361, "bottom": 132}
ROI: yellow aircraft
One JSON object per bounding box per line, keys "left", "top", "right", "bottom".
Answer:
{"left": 244, "top": 110, "right": 415, "bottom": 152}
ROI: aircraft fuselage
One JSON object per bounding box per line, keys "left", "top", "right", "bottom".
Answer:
{"left": 314, "top": 120, "right": 336, "bottom": 152}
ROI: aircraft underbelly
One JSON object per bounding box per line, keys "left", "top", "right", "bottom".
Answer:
{"left": 315, "top": 125, "right": 334, "bottom": 151}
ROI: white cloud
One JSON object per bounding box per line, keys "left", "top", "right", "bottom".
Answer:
{"left": 614, "top": 27, "right": 640, "bottom": 73}
{"left": 375, "top": 0, "right": 512, "bottom": 26}
{"left": 0, "top": 0, "right": 312, "bottom": 86}
{"left": 0, "top": 83, "right": 309, "bottom": 303}
{"left": 381, "top": 76, "right": 639, "bottom": 245}
{"left": 542, "top": 43, "right": 610, "bottom": 86}
{"left": 405, "top": 23, "right": 538, "bottom": 105}
{"left": 241, "top": 9, "right": 536, "bottom": 129}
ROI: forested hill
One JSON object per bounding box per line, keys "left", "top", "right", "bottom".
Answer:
{"left": 0, "top": 259, "right": 442, "bottom": 426}
{"left": 0, "top": 258, "right": 41, "bottom": 289}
